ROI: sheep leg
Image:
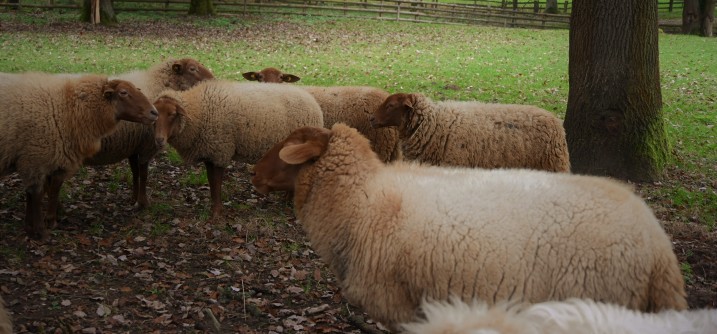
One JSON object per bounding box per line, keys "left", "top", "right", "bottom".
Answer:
{"left": 129, "top": 155, "right": 150, "bottom": 210}
{"left": 204, "top": 161, "right": 224, "bottom": 218}
{"left": 44, "top": 171, "right": 66, "bottom": 230}
{"left": 25, "top": 186, "right": 48, "bottom": 241}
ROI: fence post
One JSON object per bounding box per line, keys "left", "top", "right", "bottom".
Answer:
{"left": 397, "top": 0, "right": 401, "bottom": 21}
{"left": 563, "top": 0, "right": 567, "bottom": 13}
{"left": 668, "top": 0, "right": 674, "bottom": 12}
{"left": 534, "top": 0, "right": 538, "bottom": 13}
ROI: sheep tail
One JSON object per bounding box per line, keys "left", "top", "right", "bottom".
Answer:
{"left": 647, "top": 250, "right": 688, "bottom": 311}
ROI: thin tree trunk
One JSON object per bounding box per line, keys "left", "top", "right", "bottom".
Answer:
{"left": 545, "top": 0, "right": 558, "bottom": 14}
{"left": 81, "top": 0, "right": 118, "bottom": 25}
{"left": 189, "top": 0, "right": 216, "bottom": 16}
{"left": 564, "top": 0, "right": 669, "bottom": 182}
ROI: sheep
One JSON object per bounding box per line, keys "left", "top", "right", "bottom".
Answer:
{"left": 251, "top": 123, "right": 687, "bottom": 331}
{"left": 241, "top": 67, "right": 400, "bottom": 163}
{"left": 302, "top": 86, "right": 402, "bottom": 162}
{"left": 0, "top": 72, "right": 158, "bottom": 240}
{"left": 153, "top": 80, "right": 323, "bottom": 218}
{"left": 42, "top": 58, "right": 215, "bottom": 224}
{"left": 400, "top": 297, "right": 717, "bottom": 334}
{"left": 0, "top": 295, "right": 11, "bottom": 334}
{"left": 242, "top": 67, "right": 301, "bottom": 83}
{"left": 370, "top": 92, "right": 570, "bottom": 172}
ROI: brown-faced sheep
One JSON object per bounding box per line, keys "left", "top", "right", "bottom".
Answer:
{"left": 241, "top": 67, "right": 400, "bottom": 163}
{"left": 0, "top": 72, "right": 158, "bottom": 240}
{"left": 370, "top": 92, "right": 570, "bottom": 172}
{"left": 401, "top": 297, "right": 717, "bottom": 334}
{"left": 242, "top": 67, "right": 301, "bottom": 83}
{"left": 0, "top": 295, "right": 11, "bottom": 334}
{"left": 251, "top": 123, "right": 687, "bottom": 331}
{"left": 303, "top": 86, "right": 402, "bottom": 162}
{"left": 42, "top": 58, "right": 215, "bottom": 225}
{"left": 153, "top": 80, "right": 323, "bottom": 218}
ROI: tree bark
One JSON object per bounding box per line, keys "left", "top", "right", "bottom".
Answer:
{"left": 682, "top": 0, "right": 715, "bottom": 37}
{"left": 545, "top": 0, "right": 558, "bottom": 14}
{"left": 189, "top": 0, "right": 216, "bottom": 16}
{"left": 564, "top": 0, "right": 669, "bottom": 182}
{"left": 81, "top": 0, "right": 118, "bottom": 25}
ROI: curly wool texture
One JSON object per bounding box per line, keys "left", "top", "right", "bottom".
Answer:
{"left": 401, "top": 297, "right": 717, "bottom": 334}
{"left": 302, "top": 86, "right": 401, "bottom": 162}
{"left": 399, "top": 94, "right": 569, "bottom": 172}
{"left": 0, "top": 295, "right": 11, "bottom": 334}
{"left": 162, "top": 80, "right": 324, "bottom": 166}
{"left": 0, "top": 73, "right": 126, "bottom": 191}
{"left": 290, "top": 124, "right": 685, "bottom": 330}
{"left": 87, "top": 58, "right": 213, "bottom": 166}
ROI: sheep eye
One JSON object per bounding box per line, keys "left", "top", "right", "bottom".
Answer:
{"left": 119, "top": 90, "right": 129, "bottom": 97}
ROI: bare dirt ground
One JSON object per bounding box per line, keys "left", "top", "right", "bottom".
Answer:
{"left": 1, "top": 16, "right": 716, "bottom": 334}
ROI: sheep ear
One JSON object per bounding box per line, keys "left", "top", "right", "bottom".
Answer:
{"left": 242, "top": 72, "right": 259, "bottom": 81}
{"left": 103, "top": 87, "right": 115, "bottom": 100}
{"left": 172, "top": 63, "right": 183, "bottom": 74}
{"left": 404, "top": 94, "right": 416, "bottom": 110}
{"left": 281, "top": 74, "right": 301, "bottom": 83}
{"left": 279, "top": 142, "right": 323, "bottom": 165}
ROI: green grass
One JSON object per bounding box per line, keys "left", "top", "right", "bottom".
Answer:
{"left": 0, "top": 11, "right": 715, "bottom": 230}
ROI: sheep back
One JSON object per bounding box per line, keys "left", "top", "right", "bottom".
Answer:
{"left": 402, "top": 297, "right": 717, "bottom": 334}
{"left": 401, "top": 94, "right": 569, "bottom": 172}
{"left": 302, "top": 86, "right": 402, "bottom": 162}
{"left": 275, "top": 124, "right": 685, "bottom": 329}
{"left": 161, "top": 80, "right": 324, "bottom": 166}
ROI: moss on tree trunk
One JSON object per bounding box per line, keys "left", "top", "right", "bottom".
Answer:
{"left": 564, "top": 0, "right": 669, "bottom": 182}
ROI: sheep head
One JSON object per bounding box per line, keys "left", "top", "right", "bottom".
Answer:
{"left": 105, "top": 79, "right": 159, "bottom": 125}
{"left": 170, "top": 58, "right": 215, "bottom": 91}
{"left": 153, "top": 95, "right": 187, "bottom": 148}
{"left": 369, "top": 92, "right": 415, "bottom": 129}
{"left": 242, "top": 67, "right": 301, "bottom": 83}
{"left": 252, "top": 126, "right": 330, "bottom": 195}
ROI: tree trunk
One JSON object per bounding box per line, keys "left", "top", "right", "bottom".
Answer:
{"left": 189, "top": 0, "right": 216, "bottom": 16}
{"left": 682, "top": 0, "right": 715, "bottom": 37}
{"left": 545, "top": 0, "right": 558, "bottom": 14}
{"left": 81, "top": 0, "right": 118, "bottom": 25}
{"left": 564, "top": 0, "right": 669, "bottom": 182}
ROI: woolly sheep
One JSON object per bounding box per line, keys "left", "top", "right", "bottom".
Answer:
{"left": 400, "top": 297, "right": 717, "bottom": 334}
{"left": 241, "top": 68, "right": 401, "bottom": 163}
{"left": 251, "top": 123, "right": 687, "bottom": 331}
{"left": 242, "top": 67, "right": 300, "bottom": 83}
{"left": 303, "top": 86, "right": 402, "bottom": 162}
{"left": 153, "top": 80, "right": 323, "bottom": 218}
{"left": 0, "top": 295, "right": 10, "bottom": 334}
{"left": 0, "top": 73, "right": 158, "bottom": 240}
{"left": 370, "top": 92, "right": 570, "bottom": 172}
{"left": 43, "top": 58, "right": 215, "bottom": 222}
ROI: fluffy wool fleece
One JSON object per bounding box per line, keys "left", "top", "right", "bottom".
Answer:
{"left": 288, "top": 124, "right": 685, "bottom": 330}
{"left": 399, "top": 93, "right": 569, "bottom": 171}
{"left": 302, "top": 86, "right": 401, "bottom": 162}
{"left": 161, "top": 80, "right": 324, "bottom": 166}
{"left": 0, "top": 73, "right": 125, "bottom": 190}
{"left": 401, "top": 297, "right": 717, "bottom": 334}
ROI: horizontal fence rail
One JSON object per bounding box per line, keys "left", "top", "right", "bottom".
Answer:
{"left": 1, "top": 0, "right": 710, "bottom": 33}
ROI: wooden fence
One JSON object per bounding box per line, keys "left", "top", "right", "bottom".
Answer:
{"left": 0, "top": 0, "right": 697, "bottom": 31}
